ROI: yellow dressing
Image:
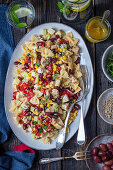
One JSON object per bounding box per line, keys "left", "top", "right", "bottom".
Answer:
{"left": 88, "top": 18, "right": 108, "bottom": 40}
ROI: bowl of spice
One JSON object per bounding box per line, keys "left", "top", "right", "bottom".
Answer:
{"left": 97, "top": 88, "right": 113, "bottom": 124}
{"left": 102, "top": 45, "right": 113, "bottom": 82}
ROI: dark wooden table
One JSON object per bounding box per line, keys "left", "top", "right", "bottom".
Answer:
{"left": 1, "top": 0, "right": 113, "bottom": 169}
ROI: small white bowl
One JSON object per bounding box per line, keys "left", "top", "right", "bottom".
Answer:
{"left": 102, "top": 45, "right": 113, "bottom": 82}
{"left": 97, "top": 88, "right": 113, "bottom": 125}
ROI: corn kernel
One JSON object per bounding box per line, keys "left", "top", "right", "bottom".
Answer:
{"left": 43, "top": 76, "right": 46, "bottom": 79}
{"left": 50, "top": 84, "right": 53, "bottom": 87}
{"left": 32, "top": 117, "right": 34, "bottom": 120}
{"left": 36, "top": 49, "right": 38, "bottom": 52}
{"left": 60, "top": 49, "right": 63, "bottom": 52}
{"left": 56, "top": 55, "right": 58, "bottom": 58}
{"left": 49, "top": 100, "right": 52, "bottom": 103}
{"left": 17, "top": 59, "right": 21, "bottom": 62}
{"left": 63, "top": 56, "right": 67, "bottom": 61}
{"left": 45, "top": 122, "right": 47, "bottom": 125}
{"left": 73, "top": 99, "right": 76, "bottom": 102}
{"left": 41, "top": 124, "right": 44, "bottom": 127}
{"left": 35, "top": 65, "right": 38, "bottom": 69}
{"left": 39, "top": 85, "right": 41, "bottom": 87}
{"left": 66, "top": 52, "right": 70, "bottom": 55}
{"left": 37, "top": 104, "right": 39, "bottom": 106}
{"left": 37, "top": 83, "right": 39, "bottom": 86}
{"left": 44, "top": 115, "right": 48, "bottom": 118}
{"left": 27, "top": 69, "right": 30, "bottom": 72}
{"left": 47, "top": 104, "right": 50, "bottom": 107}
{"left": 59, "top": 60, "right": 63, "bottom": 64}
{"left": 21, "top": 59, "right": 25, "bottom": 64}
{"left": 58, "top": 47, "right": 60, "bottom": 51}
{"left": 31, "top": 64, "right": 33, "bottom": 68}
{"left": 39, "top": 81, "right": 42, "bottom": 84}
{"left": 43, "top": 86, "right": 45, "bottom": 89}
{"left": 40, "top": 105, "right": 44, "bottom": 107}
{"left": 31, "top": 78, "right": 34, "bottom": 81}
{"left": 56, "top": 61, "right": 59, "bottom": 64}
{"left": 24, "top": 130, "right": 27, "bottom": 132}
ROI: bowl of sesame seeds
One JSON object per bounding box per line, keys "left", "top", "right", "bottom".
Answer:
{"left": 97, "top": 88, "right": 113, "bottom": 125}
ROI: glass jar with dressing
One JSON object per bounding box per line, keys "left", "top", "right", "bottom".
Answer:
{"left": 85, "top": 16, "right": 111, "bottom": 43}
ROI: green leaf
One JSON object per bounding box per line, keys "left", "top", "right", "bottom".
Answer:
{"left": 16, "top": 22, "right": 27, "bottom": 27}
{"left": 11, "top": 4, "right": 20, "bottom": 13}
{"left": 10, "top": 11, "right": 19, "bottom": 24}
{"left": 39, "top": 129, "right": 43, "bottom": 133}
{"left": 57, "top": 1, "right": 64, "bottom": 13}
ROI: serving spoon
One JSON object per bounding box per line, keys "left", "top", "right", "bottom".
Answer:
{"left": 56, "top": 75, "right": 85, "bottom": 150}
{"left": 99, "top": 10, "right": 110, "bottom": 27}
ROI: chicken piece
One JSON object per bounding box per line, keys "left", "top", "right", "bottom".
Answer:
{"left": 62, "top": 94, "right": 69, "bottom": 103}
{"left": 30, "top": 95, "right": 39, "bottom": 105}
{"left": 51, "top": 117, "right": 64, "bottom": 129}
{"left": 51, "top": 45, "right": 57, "bottom": 50}
{"left": 55, "top": 79, "right": 61, "bottom": 87}
{"left": 41, "top": 58, "right": 47, "bottom": 67}
{"left": 21, "top": 99, "right": 30, "bottom": 110}
{"left": 71, "top": 45, "right": 80, "bottom": 55}
{"left": 69, "top": 75, "right": 78, "bottom": 83}
{"left": 55, "top": 30, "right": 63, "bottom": 38}
{"left": 48, "top": 28, "right": 55, "bottom": 35}
{"left": 52, "top": 89, "right": 59, "bottom": 99}
{"left": 16, "top": 91, "right": 24, "bottom": 100}
{"left": 45, "top": 40, "right": 52, "bottom": 48}
{"left": 46, "top": 106, "right": 54, "bottom": 112}
{"left": 61, "top": 103, "right": 69, "bottom": 111}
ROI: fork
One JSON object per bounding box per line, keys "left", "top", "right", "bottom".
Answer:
{"left": 56, "top": 65, "right": 89, "bottom": 150}
{"left": 77, "top": 66, "right": 89, "bottom": 145}
{"left": 39, "top": 151, "right": 91, "bottom": 164}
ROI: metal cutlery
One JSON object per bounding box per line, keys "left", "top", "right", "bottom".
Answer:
{"left": 56, "top": 65, "right": 89, "bottom": 150}
{"left": 77, "top": 65, "right": 90, "bottom": 145}
{"left": 39, "top": 151, "right": 91, "bottom": 164}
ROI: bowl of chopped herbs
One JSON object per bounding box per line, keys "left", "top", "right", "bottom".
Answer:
{"left": 102, "top": 45, "right": 113, "bottom": 82}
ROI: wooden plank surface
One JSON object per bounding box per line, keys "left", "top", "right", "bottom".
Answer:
{"left": 0, "top": 0, "right": 113, "bottom": 169}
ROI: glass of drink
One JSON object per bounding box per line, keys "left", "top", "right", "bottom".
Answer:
{"left": 6, "top": 0, "right": 35, "bottom": 28}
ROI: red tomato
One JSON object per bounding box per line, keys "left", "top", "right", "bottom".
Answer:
{"left": 18, "top": 110, "right": 25, "bottom": 118}
{"left": 41, "top": 88, "right": 46, "bottom": 95}
{"left": 27, "top": 91, "right": 34, "bottom": 101}
{"left": 47, "top": 64, "right": 53, "bottom": 72}
{"left": 13, "top": 91, "right": 18, "bottom": 99}
{"left": 60, "top": 89, "right": 72, "bottom": 97}
{"left": 41, "top": 42, "right": 45, "bottom": 47}
{"left": 57, "top": 66, "right": 61, "bottom": 72}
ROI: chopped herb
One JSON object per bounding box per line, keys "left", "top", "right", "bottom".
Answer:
{"left": 70, "top": 100, "right": 74, "bottom": 104}
{"left": 62, "top": 52, "right": 65, "bottom": 56}
{"left": 39, "top": 129, "right": 43, "bottom": 133}
{"left": 38, "top": 137, "right": 41, "bottom": 139}
{"left": 27, "top": 53, "right": 30, "bottom": 56}
{"left": 50, "top": 126, "right": 55, "bottom": 129}
{"left": 106, "top": 51, "right": 113, "bottom": 77}
{"left": 30, "top": 85, "right": 34, "bottom": 88}
{"left": 37, "top": 46, "right": 39, "bottom": 49}
{"left": 46, "top": 60, "right": 51, "bottom": 64}
{"left": 52, "top": 56, "right": 55, "bottom": 58}
{"left": 32, "top": 121, "right": 36, "bottom": 125}
{"left": 44, "top": 126, "right": 48, "bottom": 130}
{"left": 37, "top": 63, "right": 41, "bottom": 66}
{"left": 41, "top": 100, "right": 45, "bottom": 104}
{"left": 53, "top": 74, "right": 56, "bottom": 80}
{"left": 68, "top": 46, "right": 73, "bottom": 49}
{"left": 29, "top": 81, "right": 32, "bottom": 84}
{"left": 45, "top": 95, "right": 49, "bottom": 99}
{"left": 59, "top": 43, "right": 61, "bottom": 47}
{"left": 44, "top": 106, "right": 48, "bottom": 110}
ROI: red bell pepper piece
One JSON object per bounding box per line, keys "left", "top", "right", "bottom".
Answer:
{"left": 27, "top": 91, "right": 34, "bottom": 101}
{"left": 13, "top": 91, "right": 18, "bottom": 100}
{"left": 41, "top": 88, "right": 46, "bottom": 95}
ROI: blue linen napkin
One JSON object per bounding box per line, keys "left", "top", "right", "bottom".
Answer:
{"left": 0, "top": 4, "right": 14, "bottom": 143}
{"left": 0, "top": 4, "right": 35, "bottom": 170}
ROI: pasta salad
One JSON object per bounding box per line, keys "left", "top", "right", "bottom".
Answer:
{"left": 10, "top": 28, "right": 82, "bottom": 144}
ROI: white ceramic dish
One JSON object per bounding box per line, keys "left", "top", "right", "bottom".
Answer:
{"left": 4, "top": 23, "right": 94, "bottom": 150}
{"left": 102, "top": 45, "right": 113, "bottom": 82}
{"left": 97, "top": 88, "right": 113, "bottom": 125}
